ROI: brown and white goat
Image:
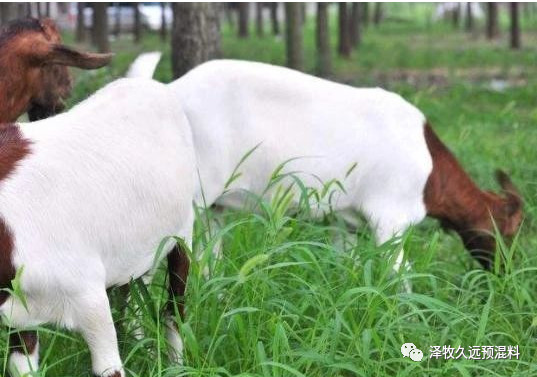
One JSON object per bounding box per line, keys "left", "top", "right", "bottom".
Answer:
{"left": 0, "top": 18, "right": 112, "bottom": 123}
{"left": 170, "top": 59, "right": 523, "bottom": 273}
{"left": 0, "top": 79, "right": 195, "bottom": 377}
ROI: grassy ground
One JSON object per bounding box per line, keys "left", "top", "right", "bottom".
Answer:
{"left": 4, "top": 4, "right": 537, "bottom": 376}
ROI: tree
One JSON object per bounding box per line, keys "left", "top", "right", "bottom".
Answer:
{"left": 285, "top": 3, "right": 304, "bottom": 70}
{"left": 134, "top": 3, "right": 142, "bottom": 43}
{"left": 256, "top": 3, "right": 263, "bottom": 37}
{"left": 270, "top": 2, "right": 280, "bottom": 35}
{"left": 338, "top": 3, "right": 351, "bottom": 58}
{"left": 510, "top": 3, "right": 521, "bottom": 49}
{"left": 76, "top": 2, "right": 86, "bottom": 42}
{"left": 486, "top": 2, "right": 500, "bottom": 39}
{"left": 113, "top": 3, "right": 121, "bottom": 37}
{"left": 238, "top": 2, "right": 249, "bottom": 38}
{"left": 171, "top": 3, "right": 221, "bottom": 79}
{"left": 0, "top": 3, "right": 16, "bottom": 26}
{"left": 316, "top": 3, "right": 331, "bottom": 77}
{"left": 373, "top": 2, "right": 383, "bottom": 25}
{"left": 452, "top": 3, "right": 461, "bottom": 29}
{"left": 160, "top": 3, "right": 167, "bottom": 41}
{"left": 465, "top": 2, "right": 474, "bottom": 32}
{"left": 350, "top": 2, "right": 361, "bottom": 48}
{"left": 92, "top": 3, "right": 110, "bottom": 53}
{"left": 224, "top": 3, "right": 234, "bottom": 31}
{"left": 362, "top": 2, "right": 369, "bottom": 28}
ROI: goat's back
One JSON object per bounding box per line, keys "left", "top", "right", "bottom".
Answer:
{"left": 170, "top": 60, "right": 432, "bottom": 227}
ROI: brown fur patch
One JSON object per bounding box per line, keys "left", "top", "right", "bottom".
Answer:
{"left": 0, "top": 124, "right": 31, "bottom": 305}
{"left": 9, "top": 330, "right": 38, "bottom": 355}
{"left": 423, "top": 123, "right": 522, "bottom": 269}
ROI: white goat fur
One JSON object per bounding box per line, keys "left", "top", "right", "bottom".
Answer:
{"left": 0, "top": 79, "right": 195, "bottom": 377}
{"left": 170, "top": 60, "right": 433, "bottom": 245}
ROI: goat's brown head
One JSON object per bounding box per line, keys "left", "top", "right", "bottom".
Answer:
{"left": 0, "top": 18, "right": 113, "bottom": 123}
{"left": 459, "top": 170, "right": 523, "bottom": 270}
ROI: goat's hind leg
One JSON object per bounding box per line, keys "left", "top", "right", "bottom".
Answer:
{"left": 166, "top": 243, "right": 190, "bottom": 365}
{"left": 8, "top": 330, "right": 39, "bottom": 377}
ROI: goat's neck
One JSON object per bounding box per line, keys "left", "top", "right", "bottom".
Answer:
{"left": 0, "top": 56, "right": 34, "bottom": 123}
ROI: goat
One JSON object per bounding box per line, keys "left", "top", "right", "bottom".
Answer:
{"left": 0, "top": 78, "right": 195, "bottom": 377}
{"left": 0, "top": 18, "right": 112, "bottom": 123}
{"left": 169, "top": 59, "right": 523, "bottom": 272}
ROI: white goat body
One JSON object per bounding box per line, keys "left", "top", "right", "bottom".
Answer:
{"left": 170, "top": 60, "right": 432, "bottom": 243}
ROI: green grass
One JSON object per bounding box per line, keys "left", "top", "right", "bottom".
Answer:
{"left": 4, "top": 3, "right": 537, "bottom": 376}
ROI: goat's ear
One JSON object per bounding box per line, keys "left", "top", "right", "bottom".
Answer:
{"left": 46, "top": 45, "right": 113, "bottom": 69}
{"left": 39, "top": 18, "right": 61, "bottom": 41}
{"left": 495, "top": 169, "right": 523, "bottom": 215}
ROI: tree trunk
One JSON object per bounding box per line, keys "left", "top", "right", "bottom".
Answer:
{"left": 76, "top": 2, "right": 85, "bottom": 42}
{"left": 171, "top": 3, "right": 221, "bottom": 79}
{"left": 160, "top": 2, "right": 167, "bottom": 41}
{"left": 338, "top": 3, "right": 351, "bottom": 58}
{"left": 256, "top": 3, "right": 263, "bottom": 37}
{"left": 510, "top": 2, "right": 521, "bottom": 49}
{"left": 350, "top": 2, "right": 361, "bottom": 48}
{"left": 0, "top": 3, "right": 17, "bottom": 26}
{"left": 316, "top": 2, "right": 331, "bottom": 77}
{"left": 285, "top": 2, "right": 304, "bottom": 70}
{"left": 270, "top": 2, "right": 280, "bottom": 35}
{"left": 134, "top": 3, "right": 142, "bottom": 43}
{"left": 465, "top": 2, "right": 474, "bottom": 32}
{"left": 452, "top": 3, "right": 460, "bottom": 29}
{"left": 224, "top": 3, "right": 234, "bottom": 31}
{"left": 486, "top": 2, "right": 499, "bottom": 39}
{"left": 16, "top": 3, "right": 26, "bottom": 18}
{"left": 92, "top": 3, "right": 110, "bottom": 53}
{"left": 45, "top": 2, "right": 50, "bottom": 17}
{"left": 362, "top": 2, "right": 369, "bottom": 27}
{"left": 238, "top": 2, "right": 249, "bottom": 38}
{"left": 373, "top": 2, "right": 382, "bottom": 25}
{"left": 113, "top": 3, "right": 121, "bottom": 37}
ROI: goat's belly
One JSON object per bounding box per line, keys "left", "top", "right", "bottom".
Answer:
{"left": 100, "top": 235, "right": 179, "bottom": 287}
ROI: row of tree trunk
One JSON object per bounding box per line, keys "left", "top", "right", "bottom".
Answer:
{"left": 0, "top": 3, "right": 52, "bottom": 24}
{"left": 290, "top": 3, "right": 372, "bottom": 76}
{"left": 486, "top": 2, "right": 521, "bottom": 49}
{"left": 452, "top": 2, "right": 521, "bottom": 49}
{"left": 76, "top": 3, "right": 168, "bottom": 53}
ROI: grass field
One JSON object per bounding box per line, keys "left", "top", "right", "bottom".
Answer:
{"left": 3, "top": 4, "right": 537, "bottom": 376}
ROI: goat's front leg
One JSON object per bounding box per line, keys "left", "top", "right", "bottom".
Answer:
{"left": 8, "top": 330, "right": 39, "bottom": 377}
{"left": 74, "top": 289, "right": 123, "bottom": 377}
{"left": 374, "top": 221, "right": 413, "bottom": 293}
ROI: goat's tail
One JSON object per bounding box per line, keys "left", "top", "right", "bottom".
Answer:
{"left": 126, "top": 51, "right": 162, "bottom": 79}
